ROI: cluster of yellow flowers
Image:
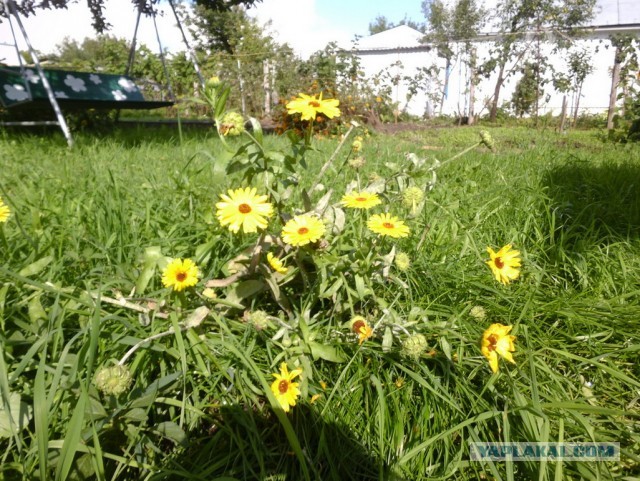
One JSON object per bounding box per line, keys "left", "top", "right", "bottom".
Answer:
{"left": 157, "top": 90, "right": 524, "bottom": 413}
{"left": 481, "top": 244, "right": 522, "bottom": 373}
{"left": 340, "top": 191, "right": 410, "bottom": 238}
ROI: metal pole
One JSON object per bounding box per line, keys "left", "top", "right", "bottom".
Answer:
{"left": 151, "top": 6, "right": 175, "bottom": 101}
{"left": 167, "top": 0, "right": 205, "bottom": 89}
{"left": 4, "top": 0, "right": 74, "bottom": 147}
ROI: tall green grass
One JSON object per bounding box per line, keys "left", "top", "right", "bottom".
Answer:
{"left": 0, "top": 125, "right": 638, "bottom": 480}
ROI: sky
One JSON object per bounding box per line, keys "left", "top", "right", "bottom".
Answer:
{"left": 0, "top": 0, "right": 426, "bottom": 63}
{"left": 1, "top": 0, "right": 635, "bottom": 64}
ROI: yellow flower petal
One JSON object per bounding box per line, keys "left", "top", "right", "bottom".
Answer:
{"left": 281, "top": 214, "right": 326, "bottom": 247}
{"left": 367, "top": 213, "right": 410, "bottom": 238}
{"left": 340, "top": 191, "right": 381, "bottom": 210}
{"left": 480, "top": 323, "right": 517, "bottom": 373}
{"left": 161, "top": 258, "right": 199, "bottom": 292}
{"left": 486, "top": 244, "right": 521, "bottom": 285}
{"left": 216, "top": 187, "right": 273, "bottom": 234}
{"left": 270, "top": 362, "right": 302, "bottom": 412}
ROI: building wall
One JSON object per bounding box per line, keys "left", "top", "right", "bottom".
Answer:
{"left": 355, "top": 32, "right": 640, "bottom": 119}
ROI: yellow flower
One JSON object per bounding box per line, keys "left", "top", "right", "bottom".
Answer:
{"left": 270, "top": 362, "right": 302, "bottom": 412}
{"left": 281, "top": 214, "right": 326, "bottom": 247}
{"left": 486, "top": 244, "right": 521, "bottom": 285}
{"left": 480, "top": 323, "right": 516, "bottom": 373}
{"left": 367, "top": 213, "right": 410, "bottom": 238}
{"left": 216, "top": 187, "right": 274, "bottom": 234}
{"left": 351, "top": 315, "right": 373, "bottom": 344}
{"left": 267, "top": 252, "right": 288, "bottom": 274}
{"left": 286, "top": 92, "right": 341, "bottom": 121}
{"left": 340, "top": 191, "right": 381, "bottom": 210}
{"left": 161, "top": 258, "right": 199, "bottom": 292}
{"left": 0, "top": 197, "right": 10, "bottom": 223}
{"left": 352, "top": 139, "right": 363, "bottom": 152}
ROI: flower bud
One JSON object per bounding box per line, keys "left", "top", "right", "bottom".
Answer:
{"left": 479, "top": 130, "right": 495, "bottom": 150}
{"left": 348, "top": 156, "right": 366, "bottom": 169}
{"left": 469, "top": 305, "right": 486, "bottom": 321}
{"left": 394, "top": 252, "right": 411, "bottom": 271}
{"left": 246, "top": 310, "right": 270, "bottom": 330}
{"left": 401, "top": 334, "right": 428, "bottom": 360}
{"left": 218, "top": 112, "right": 245, "bottom": 136}
{"left": 94, "top": 364, "right": 132, "bottom": 396}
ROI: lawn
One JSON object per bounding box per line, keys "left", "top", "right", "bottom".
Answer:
{"left": 0, "top": 123, "right": 639, "bottom": 480}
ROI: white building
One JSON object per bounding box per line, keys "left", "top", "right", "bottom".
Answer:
{"left": 347, "top": 0, "right": 640, "bottom": 119}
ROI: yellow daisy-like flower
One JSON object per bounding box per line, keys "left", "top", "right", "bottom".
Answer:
{"left": 267, "top": 252, "right": 288, "bottom": 274}
{"left": 281, "top": 214, "right": 326, "bottom": 247}
{"left": 367, "top": 213, "right": 410, "bottom": 238}
{"left": 480, "top": 323, "right": 516, "bottom": 373}
{"left": 351, "top": 315, "right": 373, "bottom": 344}
{"left": 340, "top": 191, "right": 382, "bottom": 210}
{"left": 216, "top": 187, "right": 274, "bottom": 234}
{"left": 270, "top": 362, "right": 302, "bottom": 412}
{"left": 286, "top": 92, "right": 341, "bottom": 121}
{"left": 161, "top": 258, "right": 199, "bottom": 292}
{"left": 486, "top": 244, "right": 521, "bottom": 285}
{"left": 0, "top": 197, "right": 10, "bottom": 223}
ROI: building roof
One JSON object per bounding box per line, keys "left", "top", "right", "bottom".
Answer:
{"left": 348, "top": 25, "right": 430, "bottom": 54}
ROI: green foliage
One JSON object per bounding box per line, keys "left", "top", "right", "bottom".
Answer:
{"left": 1, "top": 123, "right": 639, "bottom": 479}
{"left": 480, "top": 0, "right": 597, "bottom": 121}
{"left": 511, "top": 62, "right": 542, "bottom": 117}
{"left": 368, "top": 15, "right": 424, "bottom": 35}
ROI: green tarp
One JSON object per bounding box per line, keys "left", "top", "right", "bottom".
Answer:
{"left": 0, "top": 66, "right": 173, "bottom": 110}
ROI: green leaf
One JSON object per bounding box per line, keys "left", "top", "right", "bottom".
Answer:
{"left": 226, "top": 280, "right": 265, "bottom": 304}
{"left": 28, "top": 294, "right": 47, "bottom": 322}
{"left": 246, "top": 117, "right": 263, "bottom": 146}
{"left": 136, "top": 246, "right": 163, "bottom": 295}
{"left": 0, "top": 392, "right": 32, "bottom": 438}
{"left": 382, "top": 326, "right": 394, "bottom": 352}
{"left": 309, "top": 342, "right": 346, "bottom": 363}
{"left": 19, "top": 256, "right": 53, "bottom": 277}
{"left": 153, "top": 421, "right": 187, "bottom": 446}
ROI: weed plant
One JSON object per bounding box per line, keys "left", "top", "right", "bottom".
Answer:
{"left": 0, "top": 119, "right": 639, "bottom": 480}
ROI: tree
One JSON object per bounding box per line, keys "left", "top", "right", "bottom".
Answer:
{"left": 606, "top": 34, "right": 640, "bottom": 131}
{"left": 368, "top": 15, "right": 423, "bottom": 35}
{"left": 0, "top": 0, "right": 262, "bottom": 36}
{"left": 480, "top": 0, "right": 596, "bottom": 122}
{"left": 511, "top": 62, "right": 542, "bottom": 117}
{"left": 422, "top": 0, "right": 485, "bottom": 118}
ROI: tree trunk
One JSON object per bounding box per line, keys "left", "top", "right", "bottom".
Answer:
{"left": 489, "top": 61, "right": 507, "bottom": 122}
{"left": 607, "top": 46, "right": 622, "bottom": 131}
{"left": 263, "top": 60, "right": 271, "bottom": 117}
{"left": 559, "top": 95, "right": 567, "bottom": 133}
{"left": 468, "top": 48, "right": 476, "bottom": 125}
{"left": 573, "top": 82, "right": 583, "bottom": 126}
{"left": 439, "top": 57, "right": 452, "bottom": 115}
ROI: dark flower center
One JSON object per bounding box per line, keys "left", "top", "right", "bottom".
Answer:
{"left": 383, "top": 222, "right": 394, "bottom": 229}
{"left": 278, "top": 380, "right": 289, "bottom": 394}
{"left": 176, "top": 271, "right": 187, "bottom": 282}
{"left": 238, "top": 203, "right": 252, "bottom": 214}
{"left": 298, "top": 227, "right": 309, "bottom": 235}
{"left": 309, "top": 101, "right": 321, "bottom": 108}
{"left": 494, "top": 257, "right": 505, "bottom": 269}
{"left": 487, "top": 334, "right": 498, "bottom": 352}
{"left": 356, "top": 197, "right": 367, "bottom": 202}
{"left": 352, "top": 320, "right": 366, "bottom": 334}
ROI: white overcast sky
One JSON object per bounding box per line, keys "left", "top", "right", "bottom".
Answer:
{"left": 0, "top": 0, "right": 424, "bottom": 63}
{"left": 0, "top": 0, "right": 635, "bottom": 64}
